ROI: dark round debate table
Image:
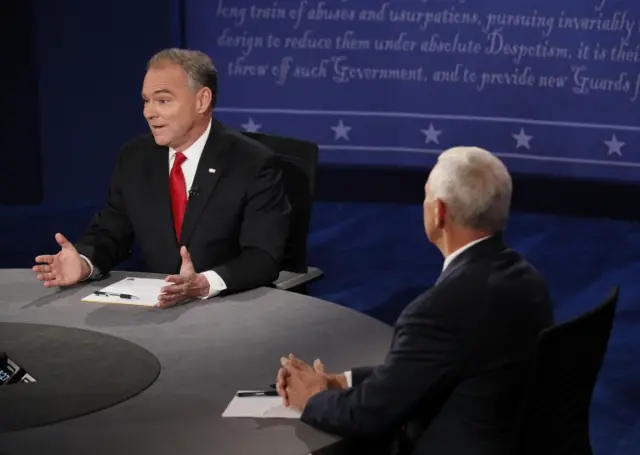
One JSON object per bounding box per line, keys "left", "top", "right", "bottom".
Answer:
{"left": 0, "top": 269, "right": 392, "bottom": 455}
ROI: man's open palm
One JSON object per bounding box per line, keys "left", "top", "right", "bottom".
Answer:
{"left": 33, "top": 233, "right": 89, "bottom": 287}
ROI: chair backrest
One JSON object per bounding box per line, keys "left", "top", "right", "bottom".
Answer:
{"left": 241, "top": 132, "right": 319, "bottom": 273}
{"left": 512, "top": 286, "right": 619, "bottom": 455}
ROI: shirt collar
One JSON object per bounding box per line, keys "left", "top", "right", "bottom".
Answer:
{"left": 169, "top": 119, "right": 212, "bottom": 162}
{"left": 442, "top": 236, "right": 492, "bottom": 271}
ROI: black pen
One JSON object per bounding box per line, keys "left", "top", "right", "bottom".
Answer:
{"left": 237, "top": 390, "right": 279, "bottom": 397}
{"left": 94, "top": 291, "right": 138, "bottom": 300}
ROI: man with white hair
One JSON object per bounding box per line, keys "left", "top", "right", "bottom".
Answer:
{"left": 277, "top": 147, "right": 554, "bottom": 455}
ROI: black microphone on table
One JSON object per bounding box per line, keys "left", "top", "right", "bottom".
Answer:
{"left": 189, "top": 186, "right": 200, "bottom": 198}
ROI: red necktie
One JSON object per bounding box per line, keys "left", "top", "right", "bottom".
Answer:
{"left": 169, "top": 152, "right": 188, "bottom": 242}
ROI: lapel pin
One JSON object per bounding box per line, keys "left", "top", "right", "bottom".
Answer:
{"left": 209, "top": 168, "right": 216, "bottom": 174}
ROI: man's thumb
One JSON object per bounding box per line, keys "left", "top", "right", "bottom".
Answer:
{"left": 313, "top": 359, "right": 325, "bottom": 374}
{"left": 55, "top": 233, "right": 74, "bottom": 250}
{"left": 180, "top": 246, "right": 192, "bottom": 264}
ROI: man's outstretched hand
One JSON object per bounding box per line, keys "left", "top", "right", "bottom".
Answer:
{"left": 32, "top": 233, "right": 90, "bottom": 288}
{"left": 157, "top": 246, "right": 210, "bottom": 308}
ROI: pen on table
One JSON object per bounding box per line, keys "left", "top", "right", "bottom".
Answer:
{"left": 94, "top": 291, "right": 138, "bottom": 300}
{"left": 237, "top": 390, "right": 279, "bottom": 397}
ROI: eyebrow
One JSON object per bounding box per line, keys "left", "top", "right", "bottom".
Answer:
{"left": 142, "top": 89, "right": 174, "bottom": 98}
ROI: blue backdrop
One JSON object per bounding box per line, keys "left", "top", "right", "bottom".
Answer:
{"left": 185, "top": 0, "right": 640, "bottom": 183}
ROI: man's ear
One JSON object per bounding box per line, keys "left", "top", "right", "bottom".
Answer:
{"left": 435, "top": 199, "right": 446, "bottom": 229}
{"left": 196, "top": 87, "right": 213, "bottom": 114}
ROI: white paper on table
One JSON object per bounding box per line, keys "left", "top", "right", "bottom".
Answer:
{"left": 222, "top": 391, "right": 302, "bottom": 419}
{"left": 81, "top": 277, "right": 168, "bottom": 306}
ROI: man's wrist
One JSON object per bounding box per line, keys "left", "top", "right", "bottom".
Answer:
{"left": 79, "top": 256, "right": 93, "bottom": 281}
{"left": 199, "top": 270, "right": 227, "bottom": 298}
{"left": 195, "top": 274, "right": 211, "bottom": 297}
{"left": 328, "top": 374, "right": 348, "bottom": 390}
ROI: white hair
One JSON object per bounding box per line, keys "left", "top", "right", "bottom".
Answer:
{"left": 428, "top": 146, "right": 512, "bottom": 232}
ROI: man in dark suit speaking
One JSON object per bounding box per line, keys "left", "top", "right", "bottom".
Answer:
{"left": 276, "top": 147, "right": 554, "bottom": 454}
{"left": 32, "top": 48, "right": 290, "bottom": 307}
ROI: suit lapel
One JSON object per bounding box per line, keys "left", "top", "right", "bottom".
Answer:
{"left": 179, "top": 121, "right": 230, "bottom": 246}
{"left": 146, "top": 144, "right": 181, "bottom": 267}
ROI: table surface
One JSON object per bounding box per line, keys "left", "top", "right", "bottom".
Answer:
{"left": 0, "top": 269, "right": 392, "bottom": 455}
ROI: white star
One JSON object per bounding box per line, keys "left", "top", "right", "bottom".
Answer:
{"left": 512, "top": 128, "right": 533, "bottom": 150}
{"left": 420, "top": 123, "right": 442, "bottom": 144}
{"left": 331, "top": 119, "right": 351, "bottom": 141}
{"left": 604, "top": 134, "right": 624, "bottom": 156}
{"left": 241, "top": 117, "right": 261, "bottom": 132}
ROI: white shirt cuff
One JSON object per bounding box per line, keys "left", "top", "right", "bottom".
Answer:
{"left": 344, "top": 370, "right": 352, "bottom": 388}
{"left": 201, "top": 270, "right": 227, "bottom": 298}
{"left": 79, "top": 254, "right": 94, "bottom": 281}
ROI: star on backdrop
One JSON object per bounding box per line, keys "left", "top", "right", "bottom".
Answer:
{"left": 512, "top": 128, "right": 533, "bottom": 150}
{"left": 241, "top": 117, "right": 262, "bottom": 132}
{"left": 420, "top": 123, "right": 442, "bottom": 144}
{"left": 331, "top": 119, "right": 351, "bottom": 140}
{"left": 604, "top": 134, "right": 624, "bottom": 156}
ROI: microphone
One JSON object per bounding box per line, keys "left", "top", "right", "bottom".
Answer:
{"left": 189, "top": 186, "right": 200, "bottom": 198}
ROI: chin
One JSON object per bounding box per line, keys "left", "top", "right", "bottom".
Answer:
{"left": 152, "top": 133, "right": 171, "bottom": 146}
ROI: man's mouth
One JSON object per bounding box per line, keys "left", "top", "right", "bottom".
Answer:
{"left": 151, "top": 125, "right": 166, "bottom": 131}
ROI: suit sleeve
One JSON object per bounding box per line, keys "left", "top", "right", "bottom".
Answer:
{"left": 351, "top": 366, "right": 376, "bottom": 386}
{"left": 301, "top": 299, "right": 462, "bottom": 438}
{"left": 75, "top": 149, "right": 135, "bottom": 275}
{"left": 213, "top": 156, "right": 290, "bottom": 291}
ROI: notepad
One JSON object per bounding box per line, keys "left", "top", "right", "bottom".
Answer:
{"left": 81, "top": 277, "right": 168, "bottom": 306}
{"left": 222, "top": 391, "right": 302, "bottom": 419}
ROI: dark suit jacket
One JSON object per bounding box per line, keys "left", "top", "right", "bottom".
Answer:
{"left": 301, "top": 234, "right": 554, "bottom": 455}
{"left": 75, "top": 119, "right": 291, "bottom": 292}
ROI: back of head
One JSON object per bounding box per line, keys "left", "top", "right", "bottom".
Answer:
{"left": 428, "top": 146, "right": 512, "bottom": 233}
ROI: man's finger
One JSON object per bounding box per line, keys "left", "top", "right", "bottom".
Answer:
{"left": 164, "top": 275, "right": 184, "bottom": 284}
{"left": 281, "top": 356, "right": 299, "bottom": 370}
{"left": 161, "top": 283, "right": 181, "bottom": 294}
{"left": 40, "top": 272, "right": 56, "bottom": 281}
{"left": 158, "top": 289, "right": 184, "bottom": 301}
{"left": 34, "top": 255, "right": 55, "bottom": 265}
{"left": 43, "top": 277, "right": 63, "bottom": 288}
{"left": 155, "top": 298, "right": 180, "bottom": 309}
{"left": 276, "top": 368, "right": 288, "bottom": 396}
{"left": 313, "top": 359, "right": 325, "bottom": 374}
{"left": 281, "top": 360, "right": 306, "bottom": 376}
{"left": 277, "top": 368, "right": 288, "bottom": 388}
{"left": 55, "top": 233, "right": 74, "bottom": 250}
{"left": 285, "top": 354, "right": 307, "bottom": 369}
{"left": 33, "top": 264, "right": 51, "bottom": 273}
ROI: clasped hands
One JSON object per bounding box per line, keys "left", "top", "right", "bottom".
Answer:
{"left": 32, "top": 233, "right": 209, "bottom": 308}
{"left": 276, "top": 354, "right": 349, "bottom": 412}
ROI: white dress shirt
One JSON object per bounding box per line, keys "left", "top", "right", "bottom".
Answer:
{"left": 343, "top": 236, "right": 492, "bottom": 387}
{"left": 82, "top": 119, "right": 226, "bottom": 298}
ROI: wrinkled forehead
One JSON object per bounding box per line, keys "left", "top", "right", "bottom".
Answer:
{"left": 143, "top": 63, "right": 189, "bottom": 93}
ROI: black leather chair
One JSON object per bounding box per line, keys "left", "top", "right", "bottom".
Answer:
{"left": 511, "top": 286, "right": 619, "bottom": 455}
{"left": 241, "top": 132, "right": 324, "bottom": 293}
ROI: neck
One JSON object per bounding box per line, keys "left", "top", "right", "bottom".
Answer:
{"left": 171, "top": 116, "right": 210, "bottom": 152}
{"left": 439, "top": 228, "right": 493, "bottom": 258}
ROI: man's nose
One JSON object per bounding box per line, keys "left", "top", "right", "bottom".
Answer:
{"left": 143, "top": 103, "right": 156, "bottom": 120}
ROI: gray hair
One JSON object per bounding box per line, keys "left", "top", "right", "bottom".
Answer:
{"left": 148, "top": 48, "right": 218, "bottom": 104}
{"left": 428, "top": 146, "right": 512, "bottom": 232}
